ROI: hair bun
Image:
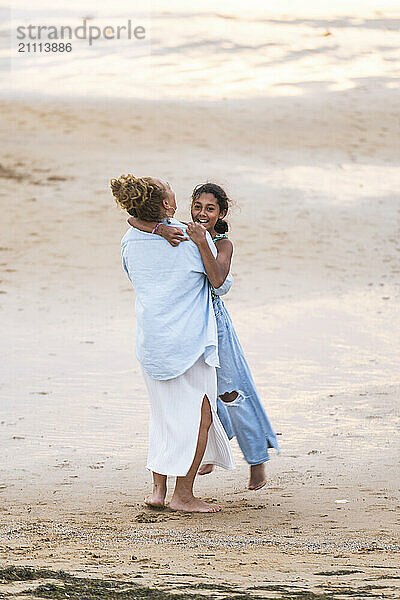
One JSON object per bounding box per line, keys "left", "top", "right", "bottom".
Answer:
{"left": 110, "top": 177, "right": 122, "bottom": 196}
{"left": 214, "top": 218, "right": 228, "bottom": 234}
{"left": 110, "top": 173, "right": 168, "bottom": 221}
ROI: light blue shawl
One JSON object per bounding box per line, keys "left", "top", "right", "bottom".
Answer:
{"left": 121, "top": 218, "right": 219, "bottom": 380}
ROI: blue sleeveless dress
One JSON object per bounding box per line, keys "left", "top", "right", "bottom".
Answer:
{"left": 212, "top": 234, "right": 280, "bottom": 465}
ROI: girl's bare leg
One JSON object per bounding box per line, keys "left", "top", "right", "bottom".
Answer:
{"left": 248, "top": 463, "right": 267, "bottom": 490}
{"left": 198, "top": 390, "right": 238, "bottom": 476}
{"left": 219, "top": 391, "right": 239, "bottom": 403}
{"left": 145, "top": 471, "right": 167, "bottom": 507}
{"left": 198, "top": 463, "right": 214, "bottom": 475}
{"left": 170, "top": 396, "right": 221, "bottom": 513}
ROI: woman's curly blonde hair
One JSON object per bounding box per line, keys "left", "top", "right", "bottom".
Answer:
{"left": 110, "top": 174, "right": 168, "bottom": 221}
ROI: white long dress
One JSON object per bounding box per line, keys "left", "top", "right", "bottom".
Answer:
{"left": 142, "top": 355, "right": 235, "bottom": 476}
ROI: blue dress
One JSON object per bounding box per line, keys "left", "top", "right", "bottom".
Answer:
{"left": 212, "top": 234, "right": 280, "bottom": 465}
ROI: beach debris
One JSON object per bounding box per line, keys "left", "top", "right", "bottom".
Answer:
{"left": 0, "top": 164, "right": 27, "bottom": 181}
{"left": 323, "top": 30, "right": 332, "bottom": 36}
{"left": 47, "top": 175, "right": 68, "bottom": 182}
{"left": 335, "top": 499, "right": 350, "bottom": 504}
{"left": 134, "top": 512, "right": 165, "bottom": 523}
{"left": 315, "top": 569, "right": 362, "bottom": 576}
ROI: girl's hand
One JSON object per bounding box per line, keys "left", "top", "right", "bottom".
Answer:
{"left": 158, "top": 224, "right": 188, "bottom": 247}
{"left": 186, "top": 221, "right": 207, "bottom": 245}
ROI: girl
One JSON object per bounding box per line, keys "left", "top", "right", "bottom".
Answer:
{"left": 112, "top": 175, "right": 234, "bottom": 512}
{"left": 128, "top": 183, "right": 279, "bottom": 490}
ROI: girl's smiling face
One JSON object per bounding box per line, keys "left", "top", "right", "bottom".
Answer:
{"left": 191, "top": 192, "right": 226, "bottom": 233}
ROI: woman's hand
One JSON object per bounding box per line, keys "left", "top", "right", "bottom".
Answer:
{"left": 186, "top": 221, "right": 207, "bottom": 246}
{"left": 158, "top": 224, "right": 188, "bottom": 247}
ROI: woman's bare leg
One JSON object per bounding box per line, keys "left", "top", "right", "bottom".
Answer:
{"left": 145, "top": 471, "right": 167, "bottom": 507}
{"left": 170, "top": 396, "right": 221, "bottom": 513}
{"left": 198, "top": 391, "right": 238, "bottom": 476}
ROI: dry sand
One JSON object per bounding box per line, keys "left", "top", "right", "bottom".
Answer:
{"left": 1, "top": 23, "right": 400, "bottom": 596}
{"left": 0, "top": 93, "right": 399, "bottom": 597}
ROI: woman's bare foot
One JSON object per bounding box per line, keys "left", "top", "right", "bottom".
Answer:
{"left": 145, "top": 482, "right": 167, "bottom": 508}
{"left": 248, "top": 463, "right": 267, "bottom": 490}
{"left": 198, "top": 463, "right": 215, "bottom": 476}
{"left": 169, "top": 495, "right": 221, "bottom": 513}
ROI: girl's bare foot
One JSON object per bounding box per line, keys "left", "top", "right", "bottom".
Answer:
{"left": 145, "top": 482, "right": 167, "bottom": 508}
{"left": 248, "top": 463, "right": 267, "bottom": 490}
{"left": 198, "top": 463, "right": 215, "bottom": 476}
{"left": 169, "top": 495, "right": 221, "bottom": 513}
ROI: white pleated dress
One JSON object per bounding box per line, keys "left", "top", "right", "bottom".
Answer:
{"left": 142, "top": 355, "right": 235, "bottom": 476}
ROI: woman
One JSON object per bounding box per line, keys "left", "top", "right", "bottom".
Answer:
{"left": 111, "top": 174, "right": 234, "bottom": 513}
{"left": 128, "top": 183, "right": 279, "bottom": 491}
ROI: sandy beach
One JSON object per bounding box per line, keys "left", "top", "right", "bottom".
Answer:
{"left": 1, "top": 1, "right": 400, "bottom": 597}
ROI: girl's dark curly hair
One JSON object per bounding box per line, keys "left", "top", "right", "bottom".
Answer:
{"left": 191, "top": 182, "right": 232, "bottom": 233}
{"left": 110, "top": 174, "right": 168, "bottom": 221}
